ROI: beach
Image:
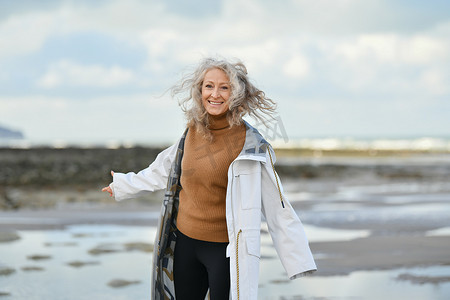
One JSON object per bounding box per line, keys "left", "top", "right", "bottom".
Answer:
{"left": 1, "top": 147, "right": 450, "bottom": 299}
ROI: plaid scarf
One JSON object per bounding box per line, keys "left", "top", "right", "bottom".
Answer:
{"left": 152, "top": 128, "right": 188, "bottom": 300}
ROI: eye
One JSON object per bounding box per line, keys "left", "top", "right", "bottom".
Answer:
{"left": 204, "top": 84, "right": 213, "bottom": 88}
{"left": 221, "top": 86, "right": 229, "bottom": 90}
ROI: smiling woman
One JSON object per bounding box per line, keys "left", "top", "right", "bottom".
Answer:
{"left": 171, "top": 57, "right": 277, "bottom": 140}
{"left": 101, "top": 57, "right": 316, "bottom": 300}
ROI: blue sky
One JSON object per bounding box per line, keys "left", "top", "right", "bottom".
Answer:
{"left": 0, "top": 0, "right": 449, "bottom": 145}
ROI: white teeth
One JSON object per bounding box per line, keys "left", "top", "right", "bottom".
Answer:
{"left": 209, "top": 101, "right": 222, "bottom": 105}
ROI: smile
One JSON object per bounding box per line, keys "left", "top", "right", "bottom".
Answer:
{"left": 208, "top": 100, "right": 223, "bottom": 105}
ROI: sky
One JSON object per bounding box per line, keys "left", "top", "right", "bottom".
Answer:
{"left": 0, "top": 0, "right": 449, "bottom": 145}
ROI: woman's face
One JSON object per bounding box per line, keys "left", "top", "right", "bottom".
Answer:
{"left": 201, "top": 68, "right": 231, "bottom": 116}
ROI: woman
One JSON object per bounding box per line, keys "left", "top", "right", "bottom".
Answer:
{"left": 102, "top": 57, "right": 316, "bottom": 300}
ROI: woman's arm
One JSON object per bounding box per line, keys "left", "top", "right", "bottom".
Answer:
{"left": 261, "top": 147, "right": 317, "bottom": 279}
{"left": 101, "top": 143, "right": 178, "bottom": 201}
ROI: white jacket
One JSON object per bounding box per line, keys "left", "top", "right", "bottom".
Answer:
{"left": 112, "top": 123, "right": 316, "bottom": 299}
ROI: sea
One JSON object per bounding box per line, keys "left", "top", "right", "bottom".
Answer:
{"left": 1, "top": 135, "right": 450, "bottom": 151}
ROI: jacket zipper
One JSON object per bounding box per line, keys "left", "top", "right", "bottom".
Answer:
{"left": 268, "top": 149, "right": 285, "bottom": 208}
{"left": 231, "top": 147, "right": 282, "bottom": 299}
{"left": 236, "top": 229, "right": 242, "bottom": 300}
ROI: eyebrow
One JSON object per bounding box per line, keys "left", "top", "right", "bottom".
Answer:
{"left": 203, "top": 80, "right": 230, "bottom": 85}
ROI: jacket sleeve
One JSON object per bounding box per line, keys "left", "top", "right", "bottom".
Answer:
{"left": 112, "top": 143, "right": 178, "bottom": 201}
{"left": 261, "top": 147, "right": 317, "bottom": 279}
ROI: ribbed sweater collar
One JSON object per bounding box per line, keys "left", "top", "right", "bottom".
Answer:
{"left": 208, "top": 112, "right": 230, "bottom": 130}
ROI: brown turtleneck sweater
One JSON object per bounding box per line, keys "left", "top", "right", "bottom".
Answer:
{"left": 177, "top": 113, "right": 246, "bottom": 242}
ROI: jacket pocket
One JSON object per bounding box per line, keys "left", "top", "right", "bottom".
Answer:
{"left": 234, "top": 161, "right": 261, "bottom": 210}
{"left": 245, "top": 233, "right": 261, "bottom": 258}
{"left": 236, "top": 172, "right": 261, "bottom": 210}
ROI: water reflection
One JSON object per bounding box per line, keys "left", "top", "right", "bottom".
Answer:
{"left": 259, "top": 264, "right": 450, "bottom": 300}
{"left": 1, "top": 225, "right": 449, "bottom": 299}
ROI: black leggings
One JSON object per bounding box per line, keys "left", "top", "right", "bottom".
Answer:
{"left": 173, "top": 230, "right": 230, "bottom": 300}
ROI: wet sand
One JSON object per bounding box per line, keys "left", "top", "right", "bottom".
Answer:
{"left": 1, "top": 191, "right": 449, "bottom": 280}
{"left": 311, "top": 235, "right": 450, "bottom": 277}
{"left": 1, "top": 149, "right": 450, "bottom": 298}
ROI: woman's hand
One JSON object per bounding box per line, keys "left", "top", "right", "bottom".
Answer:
{"left": 101, "top": 171, "right": 115, "bottom": 197}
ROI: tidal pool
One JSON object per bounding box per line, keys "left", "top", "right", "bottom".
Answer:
{"left": 1, "top": 224, "right": 449, "bottom": 300}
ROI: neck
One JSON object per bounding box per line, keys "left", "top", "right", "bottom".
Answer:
{"left": 209, "top": 112, "right": 230, "bottom": 130}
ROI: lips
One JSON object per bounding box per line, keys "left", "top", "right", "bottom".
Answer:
{"left": 208, "top": 100, "right": 223, "bottom": 105}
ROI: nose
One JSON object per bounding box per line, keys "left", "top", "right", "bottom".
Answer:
{"left": 211, "top": 88, "right": 220, "bottom": 98}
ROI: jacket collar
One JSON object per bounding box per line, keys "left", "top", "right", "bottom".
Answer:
{"left": 236, "top": 120, "right": 270, "bottom": 162}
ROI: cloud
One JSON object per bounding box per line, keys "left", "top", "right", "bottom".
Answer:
{"left": 1, "top": 0, "right": 449, "bottom": 141}
{"left": 289, "top": 0, "right": 450, "bottom": 34}
{"left": 282, "top": 53, "right": 310, "bottom": 79}
{"left": 419, "top": 68, "right": 449, "bottom": 96}
{"left": 36, "top": 60, "right": 135, "bottom": 88}
{"left": 312, "top": 27, "right": 450, "bottom": 96}
{"left": 0, "top": 10, "right": 56, "bottom": 59}
{"left": 0, "top": 0, "right": 168, "bottom": 62}
{"left": 329, "top": 33, "right": 448, "bottom": 66}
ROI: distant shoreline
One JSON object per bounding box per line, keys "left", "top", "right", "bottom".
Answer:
{"left": 1, "top": 135, "right": 450, "bottom": 152}
{"left": 1, "top": 147, "right": 449, "bottom": 188}
{"left": 1, "top": 146, "right": 449, "bottom": 211}
{"left": 1, "top": 144, "right": 450, "bottom": 154}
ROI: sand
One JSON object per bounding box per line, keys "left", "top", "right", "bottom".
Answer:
{"left": 1, "top": 149, "right": 449, "bottom": 297}
{"left": 1, "top": 194, "right": 449, "bottom": 281}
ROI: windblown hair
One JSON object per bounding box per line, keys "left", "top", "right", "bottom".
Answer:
{"left": 171, "top": 57, "right": 277, "bottom": 139}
